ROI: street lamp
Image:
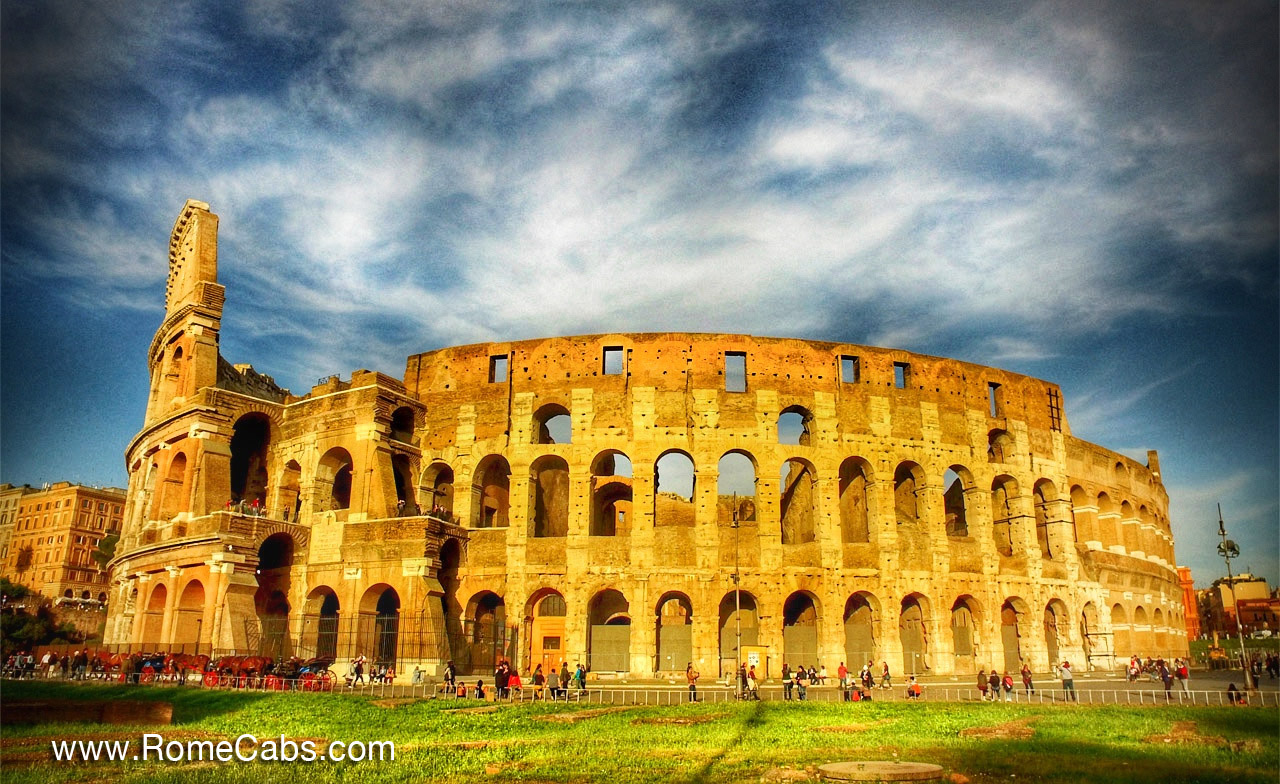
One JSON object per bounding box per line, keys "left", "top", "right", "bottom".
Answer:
{"left": 732, "top": 494, "right": 741, "bottom": 687}
{"left": 1216, "top": 504, "right": 1253, "bottom": 691}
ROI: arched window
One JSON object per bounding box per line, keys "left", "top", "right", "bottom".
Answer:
{"left": 655, "top": 593, "right": 693, "bottom": 672}
{"left": 718, "top": 451, "right": 757, "bottom": 524}
{"left": 533, "top": 404, "right": 572, "bottom": 445}
{"left": 471, "top": 455, "right": 510, "bottom": 528}
{"left": 588, "top": 589, "right": 631, "bottom": 672}
{"left": 943, "top": 466, "right": 970, "bottom": 537}
{"left": 390, "top": 406, "right": 415, "bottom": 442}
{"left": 591, "top": 451, "right": 633, "bottom": 536}
{"left": 654, "top": 451, "right": 695, "bottom": 527}
{"left": 991, "top": 475, "right": 1018, "bottom": 557}
{"left": 838, "top": 458, "right": 872, "bottom": 544}
{"left": 529, "top": 455, "right": 569, "bottom": 537}
{"left": 317, "top": 448, "right": 354, "bottom": 510}
{"left": 777, "top": 406, "right": 813, "bottom": 446}
{"left": 230, "top": 414, "right": 271, "bottom": 506}
{"left": 780, "top": 459, "right": 816, "bottom": 544}
{"left": 988, "top": 429, "right": 1013, "bottom": 463}
{"left": 782, "top": 592, "right": 819, "bottom": 666}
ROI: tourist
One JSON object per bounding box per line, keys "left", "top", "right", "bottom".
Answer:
{"left": 819, "top": 664, "right": 828, "bottom": 685}
{"left": 532, "top": 664, "right": 545, "bottom": 699}
{"left": 443, "top": 659, "right": 456, "bottom": 694}
{"left": 507, "top": 667, "right": 521, "bottom": 696}
{"left": 351, "top": 653, "right": 366, "bottom": 686}
{"left": 837, "top": 661, "right": 848, "bottom": 689}
{"left": 796, "top": 666, "right": 809, "bottom": 701}
{"left": 686, "top": 662, "right": 700, "bottom": 702}
{"left": 1020, "top": 662, "right": 1034, "bottom": 695}
{"left": 1002, "top": 671, "right": 1014, "bottom": 702}
{"left": 1174, "top": 659, "right": 1189, "bottom": 694}
{"left": 1059, "top": 661, "right": 1077, "bottom": 702}
{"left": 1226, "top": 682, "right": 1245, "bottom": 705}
{"left": 559, "top": 662, "right": 570, "bottom": 699}
{"left": 474, "top": 679, "right": 485, "bottom": 699}
{"left": 977, "top": 669, "right": 989, "bottom": 701}
{"left": 808, "top": 665, "right": 818, "bottom": 687}
{"left": 880, "top": 661, "right": 891, "bottom": 690}
{"left": 906, "top": 676, "right": 922, "bottom": 700}
{"left": 412, "top": 665, "right": 423, "bottom": 685}
{"left": 494, "top": 661, "right": 510, "bottom": 699}
{"left": 988, "top": 670, "right": 1001, "bottom": 701}
{"left": 861, "top": 662, "right": 874, "bottom": 691}
{"left": 1158, "top": 659, "right": 1173, "bottom": 699}
{"left": 546, "top": 666, "right": 560, "bottom": 701}
{"left": 574, "top": 663, "right": 586, "bottom": 695}
{"left": 782, "top": 663, "right": 794, "bottom": 700}
{"left": 747, "top": 665, "right": 760, "bottom": 700}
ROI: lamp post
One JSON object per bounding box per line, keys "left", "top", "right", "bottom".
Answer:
{"left": 732, "top": 494, "right": 741, "bottom": 686}
{"left": 1216, "top": 504, "right": 1253, "bottom": 691}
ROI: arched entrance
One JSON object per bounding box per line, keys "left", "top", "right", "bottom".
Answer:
{"left": 526, "top": 590, "right": 566, "bottom": 675}
{"left": 255, "top": 533, "right": 294, "bottom": 658}
{"left": 843, "top": 593, "right": 879, "bottom": 667}
{"left": 588, "top": 589, "right": 631, "bottom": 673}
{"left": 467, "top": 591, "right": 507, "bottom": 674}
{"left": 173, "top": 580, "right": 205, "bottom": 650}
{"left": 439, "top": 539, "right": 463, "bottom": 664}
{"left": 1000, "top": 598, "right": 1028, "bottom": 672}
{"left": 1045, "top": 600, "right": 1068, "bottom": 665}
{"left": 718, "top": 591, "right": 758, "bottom": 676}
{"left": 655, "top": 593, "right": 693, "bottom": 673}
{"left": 900, "top": 594, "right": 930, "bottom": 675}
{"left": 950, "top": 596, "right": 981, "bottom": 674}
{"left": 230, "top": 414, "right": 270, "bottom": 506}
{"left": 303, "top": 587, "right": 340, "bottom": 660}
{"left": 359, "top": 585, "right": 400, "bottom": 667}
{"left": 783, "top": 592, "right": 820, "bottom": 667}
{"left": 142, "top": 583, "right": 167, "bottom": 646}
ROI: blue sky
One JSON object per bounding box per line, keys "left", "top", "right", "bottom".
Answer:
{"left": 2, "top": 1, "right": 1276, "bottom": 588}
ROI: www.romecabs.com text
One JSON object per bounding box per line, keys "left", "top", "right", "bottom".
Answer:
{"left": 51, "top": 734, "right": 395, "bottom": 763}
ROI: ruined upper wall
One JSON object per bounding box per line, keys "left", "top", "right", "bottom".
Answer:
{"left": 405, "top": 332, "right": 1071, "bottom": 444}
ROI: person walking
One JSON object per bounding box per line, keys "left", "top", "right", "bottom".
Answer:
{"left": 782, "top": 663, "right": 794, "bottom": 700}
{"left": 1020, "top": 662, "right": 1035, "bottom": 696}
{"left": 796, "top": 665, "right": 809, "bottom": 701}
{"left": 1002, "top": 671, "right": 1014, "bottom": 702}
{"left": 1175, "top": 658, "right": 1190, "bottom": 694}
{"left": 988, "top": 670, "right": 1001, "bottom": 702}
{"left": 1059, "top": 661, "right": 1077, "bottom": 702}
{"left": 977, "top": 669, "right": 989, "bottom": 701}
{"left": 880, "top": 661, "right": 891, "bottom": 690}
{"left": 686, "top": 662, "right": 700, "bottom": 702}
{"left": 546, "top": 666, "right": 560, "bottom": 701}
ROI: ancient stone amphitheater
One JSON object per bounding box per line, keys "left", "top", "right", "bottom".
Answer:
{"left": 104, "top": 201, "right": 1189, "bottom": 679}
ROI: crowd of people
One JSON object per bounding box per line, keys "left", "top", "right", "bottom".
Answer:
{"left": 3, "top": 649, "right": 97, "bottom": 680}
{"left": 433, "top": 659, "right": 588, "bottom": 700}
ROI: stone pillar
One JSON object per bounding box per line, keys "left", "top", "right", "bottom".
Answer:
{"left": 158, "top": 566, "right": 181, "bottom": 647}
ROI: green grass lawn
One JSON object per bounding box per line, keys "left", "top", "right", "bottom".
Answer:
{"left": 2, "top": 680, "right": 1276, "bottom": 783}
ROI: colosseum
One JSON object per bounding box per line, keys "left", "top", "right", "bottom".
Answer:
{"left": 103, "top": 200, "right": 1190, "bottom": 680}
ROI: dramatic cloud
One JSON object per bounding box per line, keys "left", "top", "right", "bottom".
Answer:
{"left": 2, "top": 0, "right": 1276, "bottom": 585}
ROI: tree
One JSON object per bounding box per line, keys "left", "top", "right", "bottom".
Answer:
{"left": 90, "top": 533, "right": 119, "bottom": 570}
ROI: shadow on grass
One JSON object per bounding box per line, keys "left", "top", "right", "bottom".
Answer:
{"left": 683, "top": 700, "right": 765, "bottom": 784}
{"left": 2, "top": 678, "right": 275, "bottom": 724}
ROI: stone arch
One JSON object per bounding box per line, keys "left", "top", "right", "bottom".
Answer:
{"left": 1000, "top": 596, "right": 1031, "bottom": 672}
{"left": 894, "top": 461, "right": 924, "bottom": 525}
{"left": 1044, "top": 599, "right": 1069, "bottom": 665}
{"left": 782, "top": 591, "right": 820, "bottom": 667}
{"left": 950, "top": 595, "right": 982, "bottom": 674}
{"left": 255, "top": 533, "right": 294, "bottom": 658}
{"left": 718, "top": 591, "right": 758, "bottom": 676}
{"left": 1153, "top": 607, "right": 1167, "bottom": 656}
{"left": 988, "top": 429, "right": 1014, "bottom": 463}
{"left": 142, "top": 582, "right": 167, "bottom": 646}
{"left": 1097, "top": 492, "right": 1119, "bottom": 548}
{"left": 654, "top": 450, "right": 695, "bottom": 527}
{"left": 358, "top": 584, "right": 401, "bottom": 666}
{"left": 943, "top": 465, "right": 974, "bottom": 537}
{"left": 844, "top": 592, "right": 881, "bottom": 667}
{"left": 1112, "top": 461, "right": 1129, "bottom": 488}
{"left": 1120, "top": 500, "right": 1138, "bottom": 553}
{"left": 991, "top": 475, "right": 1019, "bottom": 557}
{"left": 317, "top": 447, "right": 354, "bottom": 511}
{"left": 1112, "top": 603, "right": 1132, "bottom": 658}
{"left": 279, "top": 460, "right": 302, "bottom": 522}
{"left": 230, "top": 413, "right": 271, "bottom": 506}
{"left": 466, "top": 590, "right": 507, "bottom": 674}
{"left": 390, "top": 406, "right": 415, "bottom": 442}
{"left": 438, "top": 538, "right": 463, "bottom": 663}
{"left": 529, "top": 455, "right": 569, "bottom": 537}
{"left": 391, "top": 453, "right": 417, "bottom": 513}
{"left": 717, "top": 450, "right": 757, "bottom": 523}
{"left": 304, "top": 586, "right": 340, "bottom": 660}
{"left": 899, "top": 593, "right": 931, "bottom": 675}
{"left": 421, "top": 461, "right": 455, "bottom": 517}
{"left": 526, "top": 588, "right": 567, "bottom": 675}
{"left": 591, "top": 450, "right": 633, "bottom": 536}
{"left": 173, "top": 579, "right": 205, "bottom": 648}
{"left": 471, "top": 455, "right": 510, "bottom": 528}
{"left": 155, "top": 452, "right": 189, "bottom": 521}
{"left": 1080, "top": 602, "right": 1100, "bottom": 665}
{"left": 780, "top": 458, "right": 817, "bottom": 545}
{"left": 587, "top": 588, "right": 631, "bottom": 672}
{"left": 1033, "top": 479, "right": 1057, "bottom": 558}
{"left": 1070, "top": 485, "right": 1095, "bottom": 545}
{"left": 533, "top": 403, "right": 572, "bottom": 445}
{"left": 655, "top": 591, "right": 693, "bottom": 673}
{"left": 838, "top": 457, "right": 873, "bottom": 543}
{"left": 1133, "top": 605, "right": 1151, "bottom": 655}
{"left": 777, "top": 405, "right": 814, "bottom": 446}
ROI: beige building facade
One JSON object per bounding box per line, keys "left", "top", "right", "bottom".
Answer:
{"left": 104, "top": 200, "right": 1190, "bottom": 676}
{"left": 1, "top": 482, "right": 124, "bottom": 601}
